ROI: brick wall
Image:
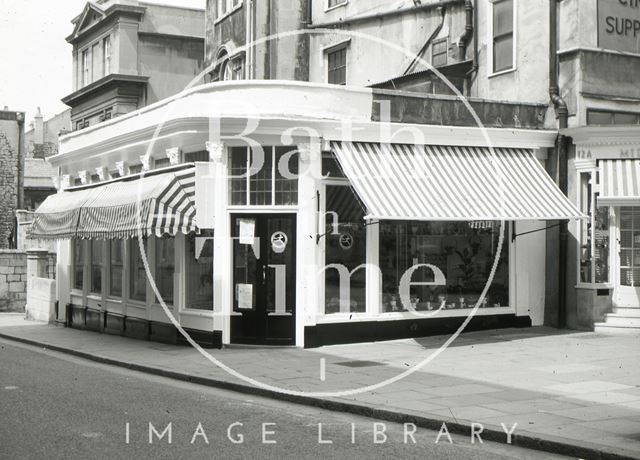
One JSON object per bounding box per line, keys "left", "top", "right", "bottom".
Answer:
{"left": 0, "top": 249, "right": 55, "bottom": 312}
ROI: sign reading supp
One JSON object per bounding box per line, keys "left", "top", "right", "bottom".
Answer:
{"left": 599, "top": 0, "right": 640, "bottom": 53}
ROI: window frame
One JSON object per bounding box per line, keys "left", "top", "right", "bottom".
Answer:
{"left": 215, "top": 0, "right": 243, "bottom": 24}
{"left": 431, "top": 37, "right": 449, "bottom": 68}
{"left": 103, "top": 35, "right": 112, "bottom": 76}
{"left": 326, "top": 0, "right": 348, "bottom": 12}
{"left": 228, "top": 146, "right": 300, "bottom": 207}
{"left": 183, "top": 231, "right": 215, "bottom": 312}
{"left": 108, "top": 240, "right": 124, "bottom": 299}
{"left": 576, "top": 166, "right": 612, "bottom": 288}
{"left": 587, "top": 109, "right": 640, "bottom": 126}
{"left": 488, "top": 0, "right": 517, "bottom": 77}
{"left": 325, "top": 41, "right": 349, "bottom": 85}
{"left": 89, "top": 239, "right": 104, "bottom": 295}
{"left": 72, "top": 239, "right": 85, "bottom": 292}
{"left": 81, "top": 48, "right": 90, "bottom": 86}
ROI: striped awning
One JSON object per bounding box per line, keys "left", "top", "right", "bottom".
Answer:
{"left": 30, "top": 166, "right": 197, "bottom": 240}
{"left": 331, "top": 142, "right": 584, "bottom": 221}
{"left": 598, "top": 160, "right": 640, "bottom": 207}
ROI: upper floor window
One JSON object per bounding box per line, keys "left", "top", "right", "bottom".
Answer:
{"left": 82, "top": 49, "right": 90, "bottom": 86}
{"left": 217, "top": 0, "right": 241, "bottom": 19}
{"left": 432, "top": 38, "right": 448, "bottom": 67}
{"left": 103, "top": 35, "right": 112, "bottom": 76}
{"left": 491, "top": 0, "right": 515, "bottom": 74}
{"left": 327, "top": 45, "right": 347, "bottom": 85}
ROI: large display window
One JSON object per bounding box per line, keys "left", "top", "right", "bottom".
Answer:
{"left": 379, "top": 221, "right": 509, "bottom": 312}
{"left": 323, "top": 185, "right": 367, "bottom": 314}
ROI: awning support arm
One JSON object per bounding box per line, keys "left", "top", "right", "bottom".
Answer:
{"left": 511, "top": 222, "right": 562, "bottom": 242}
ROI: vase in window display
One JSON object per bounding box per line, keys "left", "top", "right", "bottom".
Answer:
{"left": 390, "top": 296, "right": 398, "bottom": 312}
{"left": 437, "top": 294, "right": 446, "bottom": 308}
{"left": 459, "top": 297, "right": 465, "bottom": 309}
{"left": 410, "top": 297, "right": 419, "bottom": 310}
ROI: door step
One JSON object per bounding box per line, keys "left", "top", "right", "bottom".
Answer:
{"left": 613, "top": 306, "right": 640, "bottom": 317}
{"left": 594, "top": 323, "right": 640, "bottom": 334}
{"left": 599, "top": 314, "right": 640, "bottom": 328}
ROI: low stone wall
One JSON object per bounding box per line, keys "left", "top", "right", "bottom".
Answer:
{"left": 0, "top": 249, "right": 55, "bottom": 313}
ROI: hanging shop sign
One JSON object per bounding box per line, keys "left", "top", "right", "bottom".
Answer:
{"left": 598, "top": 0, "right": 640, "bottom": 53}
{"left": 271, "top": 231, "right": 288, "bottom": 254}
{"left": 339, "top": 232, "right": 353, "bottom": 250}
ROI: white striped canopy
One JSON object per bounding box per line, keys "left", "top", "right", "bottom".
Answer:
{"left": 598, "top": 160, "right": 640, "bottom": 207}
{"left": 331, "top": 142, "right": 584, "bottom": 221}
{"left": 30, "top": 166, "right": 197, "bottom": 240}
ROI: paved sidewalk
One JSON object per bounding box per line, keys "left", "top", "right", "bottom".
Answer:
{"left": 1, "top": 313, "right": 639, "bottom": 459}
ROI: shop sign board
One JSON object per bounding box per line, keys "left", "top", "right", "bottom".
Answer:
{"left": 598, "top": 0, "right": 640, "bottom": 53}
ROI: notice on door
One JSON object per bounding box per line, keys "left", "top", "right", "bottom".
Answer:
{"left": 598, "top": 0, "right": 640, "bottom": 53}
{"left": 236, "top": 283, "right": 253, "bottom": 310}
{"left": 239, "top": 218, "right": 255, "bottom": 245}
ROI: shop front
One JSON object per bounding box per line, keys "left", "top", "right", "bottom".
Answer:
{"left": 31, "top": 81, "right": 583, "bottom": 348}
{"left": 567, "top": 126, "right": 640, "bottom": 330}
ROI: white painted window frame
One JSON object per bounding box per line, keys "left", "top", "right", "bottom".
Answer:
{"left": 487, "top": 0, "right": 518, "bottom": 78}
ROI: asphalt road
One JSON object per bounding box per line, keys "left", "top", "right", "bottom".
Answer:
{"left": 0, "top": 339, "right": 568, "bottom": 460}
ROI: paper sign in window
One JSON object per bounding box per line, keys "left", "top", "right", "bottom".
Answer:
{"left": 236, "top": 283, "right": 253, "bottom": 310}
{"left": 239, "top": 218, "right": 255, "bottom": 245}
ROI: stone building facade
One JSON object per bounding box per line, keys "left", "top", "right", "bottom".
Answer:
{"left": 0, "top": 108, "right": 25, "bottom": 249}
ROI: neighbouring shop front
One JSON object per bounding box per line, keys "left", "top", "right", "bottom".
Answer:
{"left": 568, "top": 126, "right": 640, "bottom": 329}
{"left": 30, "top": 82, "right": 584, "bottom": 348}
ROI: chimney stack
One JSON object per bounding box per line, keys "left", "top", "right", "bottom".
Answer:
{"left": 34, "top": 107, "right": 44, "bottom": 144}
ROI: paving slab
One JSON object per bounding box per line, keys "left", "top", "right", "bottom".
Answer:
{"left": 1, "top": 315, "right": 640, "bottom": 459}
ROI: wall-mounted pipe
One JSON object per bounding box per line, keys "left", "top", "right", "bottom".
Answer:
{"left": 306, "top": 0, "right": 465, "bottom": 29}
{"left": 458, "top": 0, "right": 474, "bottom": 61}
{"left": 549, "top": 0, "right": 569, "bottom": 329}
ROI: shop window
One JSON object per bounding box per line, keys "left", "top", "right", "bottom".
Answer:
{"left": 109, "top": 241, "right": 123, "bottom": 297}
{"left": 619, "top": 208, "right": 640, "bottom": 286}
{"left": 321, "top": 151, "right": 346, "bottom": 179}
{"left": 229, "top": 146, "right": 299, "bottom": 206}
{"left": 129, "top": 164, "right": 143, "bottom": 174}
{"left": 155, "top": 237, "right": 175, "bottom": 305}
{"left": 73, "top": 239, "right": 84, "bottom": 291}
{"left": 323, "top": 185, "right": 367, "bottom": 314}
{"left": 186, "top": 231, "right": 214, "bottom": 310}
{"left": 90, "top": 240, "right": 103, "bottom": 294}
{"left": 432, "top": 38, "right": 448, "bottom": 67}
{"left": 379, "top": 221, "right": 509, "bottom": 312}
{"left": 578, "top": 171, "right": 609, "bottom": 284}
{"left": 129, "top": 238, "right": 147, "bottom": 302}
{"left": 327, "top": 45, "right": 347, "bottom": 85}
{"left": 491, "top": 0, "right": 515, "bottom": 73}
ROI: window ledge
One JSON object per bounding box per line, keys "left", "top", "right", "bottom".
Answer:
{"left": 575, "top": 283, "right": 613, "bottom": 290}
{"left": 316, "top": 307, "right": 515, "bottom": 323}
{"left": 180, "top": 309, "right": 215, "bottom": 317}
{"left": 488, "top": 67, "right": 517, "bottom": 79}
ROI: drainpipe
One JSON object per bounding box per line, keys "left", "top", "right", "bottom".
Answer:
{"left": 458, "top": 0, "right": 474, "bottom": 61}
{"left": 549, "top": 0, "right": 569, "bottom": 328}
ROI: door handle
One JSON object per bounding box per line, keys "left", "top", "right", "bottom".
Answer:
{"left": 262, "top": 264, "right": 266, "bottom": 282}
